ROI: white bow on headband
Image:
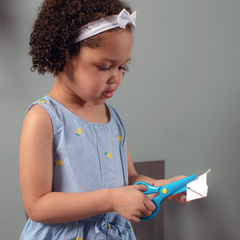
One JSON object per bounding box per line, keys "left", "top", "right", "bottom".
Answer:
{"left": 74, "top": 9, "right": 137, "bottom": 43}
{"left": 118, "top": 9, "right": 136, "bottom": 29}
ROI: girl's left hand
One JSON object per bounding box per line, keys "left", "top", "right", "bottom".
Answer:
{"left": 165, "top": 192, "right": 188, "bottom": 204}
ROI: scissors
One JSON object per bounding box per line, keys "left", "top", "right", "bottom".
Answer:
{"left": 134, "top": 175, "right": 197, "bottom": 220}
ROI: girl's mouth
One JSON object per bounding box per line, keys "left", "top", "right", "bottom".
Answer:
{"left": 102, "top": 90, "right": 114, "bottom": 98}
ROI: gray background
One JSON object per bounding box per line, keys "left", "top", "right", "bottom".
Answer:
{"left": 1, "top": 0, "right": 240, "bottom": 239}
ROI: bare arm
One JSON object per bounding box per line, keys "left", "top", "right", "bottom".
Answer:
{"left": 19, "top": 105, "right": 155, "bottom": 223}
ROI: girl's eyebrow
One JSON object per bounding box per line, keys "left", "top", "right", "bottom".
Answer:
{"left": 101, "top": 57, "right": 131, "bottom": 64}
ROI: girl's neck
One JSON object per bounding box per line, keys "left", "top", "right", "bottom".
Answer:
{"left": 48, "top": 78, "right": 110, "bottom": 124}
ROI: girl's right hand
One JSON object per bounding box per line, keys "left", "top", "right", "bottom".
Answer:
{"left": 110, "top": 185, "right": 156, "bottom": 222}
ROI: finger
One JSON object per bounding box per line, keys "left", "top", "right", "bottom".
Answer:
{"left": 175, "top": 192, "right": 185, "bottom": 203}
{"left": 134, "top": 196, "right": 155, "bottom": 218}
{"left": 167, "top": 192, "right": 188, "bottom": 204}
{"left": 132, "top": 184, "right": 148, "bottom": 192}
{"left": 141, "top": 207, "right": 153, "bottom": 217}
{"left": 148, "top": 181, "right": 155, "bottom": 186}
{"left": 143, "top": 196, "right": 156, "bottom": 212}
{"left": 135, "top": 209, "right": 151, "bottom": 219}
{"left": 147, "top": 192, "right": 158, "bottom": 200}
{"left": 138, "top": 211, "right": 145, "bottom": 218}
{"left": 179, "top": 193, "right": 188, "bottom": 204}
{"left": 165, "top": 194, "right": 179, "bottom": 202}
{"left": 131, "top": 215, "right": 141, "bottom": 223}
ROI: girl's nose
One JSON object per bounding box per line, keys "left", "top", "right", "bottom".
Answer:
{"left": 107, "top": 71, "right": 121, "bottom": 84}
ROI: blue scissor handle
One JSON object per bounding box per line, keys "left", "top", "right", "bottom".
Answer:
{"left": 135, "top": 175, "right": 197, "bottom": 220}
{"left": 135, "top": 182, "right": 159, "bottom": 195}
{"left": 134, "top": 181, "right": 162, "bottom": 220}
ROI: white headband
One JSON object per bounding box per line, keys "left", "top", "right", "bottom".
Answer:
{"left": 74, "top": 9, "right": 136, "bottom": 43}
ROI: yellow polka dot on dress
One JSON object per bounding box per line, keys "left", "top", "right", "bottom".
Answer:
{"left": 39, "top": 100, "right": 46, "bottom": 103}
{"left": 76, "top": 237, "right": 82, "bottom": 240}
{"left": 76, "top": 128, "right": 82, "bottom": 136}
{"left": 105, "top": 152, "right": 112, "bottom": 158}
{"left": 117, "top": 134, "right": 123, "bottom": 141}
{"left": 54, "top": 160, "right": 63, "bottom": 166}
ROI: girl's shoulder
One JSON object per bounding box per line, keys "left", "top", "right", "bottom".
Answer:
{"left": 25, "top": 95, "right": 57, "bottom": 112}
{"left": 24, "top": 96, "right": 52, "bottom": 125}
{"left": 22, "top": 99, "right": 53, "bottom": 149}
{"left": 24, "top": 96, "right": 65, "bottom": 136}
{"left": 25, "top": 95, "right": 70, "bottom": 122}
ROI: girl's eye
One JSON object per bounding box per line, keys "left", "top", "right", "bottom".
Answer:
{"left": 98, "top": 66, "right": 110, "bottom": 71}
{"left": 119, "top": 65, "right": 129, "bottom": 72}
{"left": 119, "top": 66, "right": 129, "bottom": 76}
{"left": 98, "top": 65, "right": 129, "bottom": 72}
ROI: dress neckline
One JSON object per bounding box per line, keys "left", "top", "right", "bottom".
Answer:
{"left": 44, "top": 95, "right": 113, "bottom": 126}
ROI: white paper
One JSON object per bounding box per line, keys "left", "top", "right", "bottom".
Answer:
{"left": 186, "top": 169, "right": 211, "bottom": 201}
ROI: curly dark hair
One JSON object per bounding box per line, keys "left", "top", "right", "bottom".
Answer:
{"left": 29, "top": 0, "right": 133, "bottom": 76}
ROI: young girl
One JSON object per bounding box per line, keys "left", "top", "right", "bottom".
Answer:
{"left": 19, "top": 0, "right": 187, "bottom": 239}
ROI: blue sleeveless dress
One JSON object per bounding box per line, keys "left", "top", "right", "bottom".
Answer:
{"left": 20, "top": 96, "right": 136, "bottom": 240}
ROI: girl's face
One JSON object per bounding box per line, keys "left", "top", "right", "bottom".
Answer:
{"left": 62, "top": 29, "right": 132, "bottom": 106}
